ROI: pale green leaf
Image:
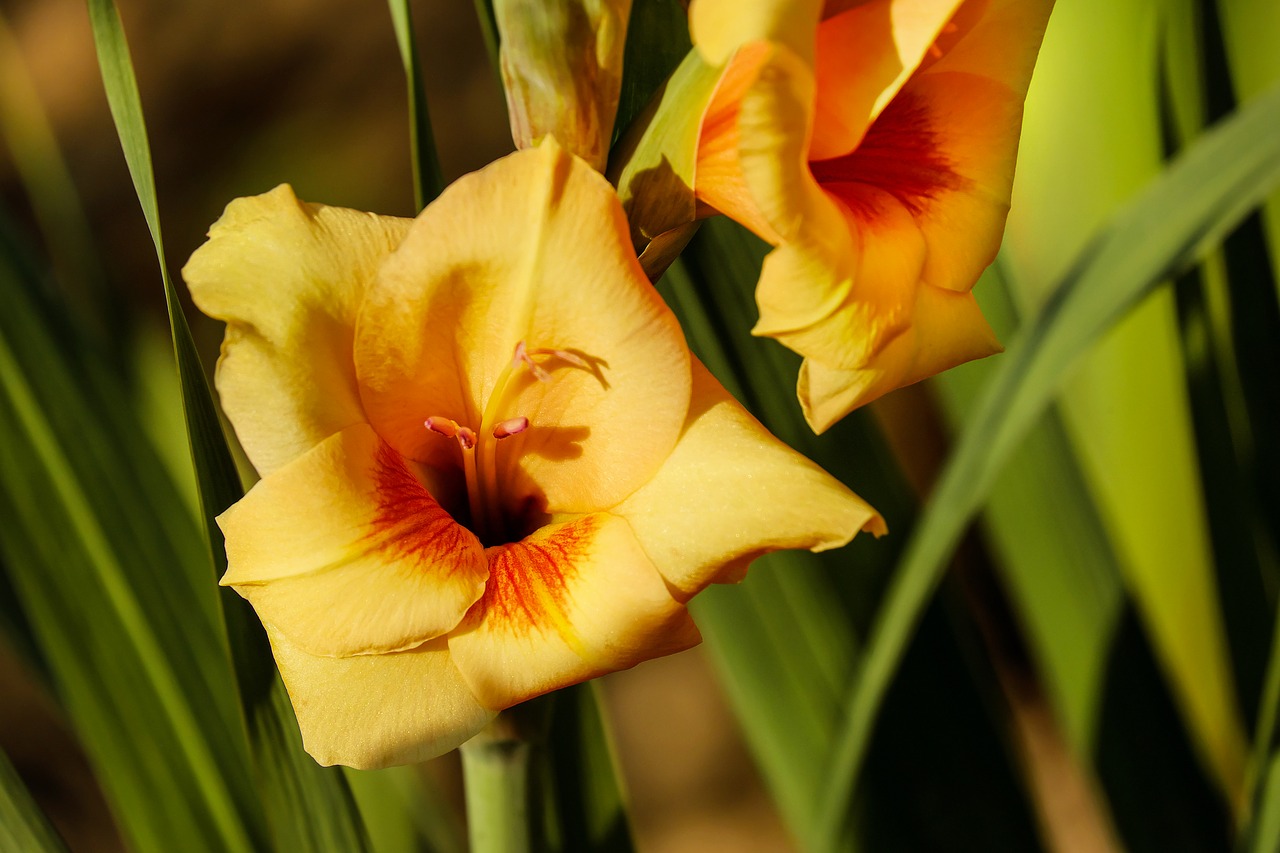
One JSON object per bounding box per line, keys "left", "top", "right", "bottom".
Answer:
{"left": 816, "top": 77, "right": 1280, "bottom": 850}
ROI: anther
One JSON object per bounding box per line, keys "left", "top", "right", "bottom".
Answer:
{"left": 456, "top": 426, "right": 477, "bottom": 450}
{"left": 492, "top": 417, "right": 530, "bottom": 439}
{"left": 425, "top": 416, "right": 459, "bottom": 438}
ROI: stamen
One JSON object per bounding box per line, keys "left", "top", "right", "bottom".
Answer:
{"left": 456, "top": 426, "right": 477, "bottom": 451}
{"left": 492, "top": 417, "right": 530, "bottom": 439}
{"left": 424, "top": 416, "right": 459, "bottom": 438}
{"left": 529, "top": 347, "right": 589, "bottom": 370}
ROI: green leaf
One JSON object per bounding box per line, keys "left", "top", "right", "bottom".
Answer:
{"left": 544, "top": 683, "right": 635, "bottom": 852}
{"left": 933, "top": 261, "right": 1126, "bottom": 756}
{"left": 816, "top": 77, "right": 1280, "bottom": 850}
{"left": 0, "top": 218, "right": 266, "bottom": 853}
{"left": 386, "top": 0, "right": 445, "bottom": 210}
{"left": 612, "top": 0, "right": 689, "bottom": 148}
{"left": 0, "top": 748, "right": 68, "bottom": 853}
{"left": 84, "top": 2, "right": 373, "bottom": 848}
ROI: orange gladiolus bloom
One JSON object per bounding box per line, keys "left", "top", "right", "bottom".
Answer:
{"left": 184, "top": 142, "right": 882, "bottom": 769}
{"left": 692, "top": 0, "right": 1053, "bottom": 431}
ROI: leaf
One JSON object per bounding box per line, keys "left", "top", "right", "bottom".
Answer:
{"left": 84, "top": 2, "right": 372, "bottom": 848}
{"left": 543, "top": 683, "right": 635, "bottom": 852}
{"left": 386, "top": 0, "right": 445, "bottom": 210}
{"left": 933, "top": 260, "right": 1126, "bottom": 756}
{"left": 0, "top": 218, "right": 266, "bottom": 853}
{"left": 816, "top": 77, "right": 1280, "bottom": 850}
{"left": 0, "top": 748, "right": 68, "bottom": 853}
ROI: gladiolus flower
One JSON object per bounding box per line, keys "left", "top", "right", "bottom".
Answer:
{"left": 691, "top": 0, "right": 1053, "bottom": 431}
{"left": 184, "top": 141, "right": 883, "bottom": 769}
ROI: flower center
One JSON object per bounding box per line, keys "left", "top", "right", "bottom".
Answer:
{"left": 422, "top": 340, "right": 586, "bottom": 544}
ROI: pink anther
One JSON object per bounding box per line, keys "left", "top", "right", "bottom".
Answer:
{"left": 492, "top": 417, "right": 530, "bottom": 439}
{"left": 424, "top": 416, "right": 459, "bottom": 438}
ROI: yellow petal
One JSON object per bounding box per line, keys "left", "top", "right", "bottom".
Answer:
{"left": 614, "top": 359, "right": 884, "bottom": 599}
{"left": 356, "top": 140, "right": 691, "bottom": 515}
{"left": 268, "top": 626, "right": 493, "bottom": 769}
{"left": 448, "top": 513, "right": 700, "bottom": 709}
{"left": 810, "top": 0, "right": 965, "bottom": 160}
{"left": 798, "top": 284, "right": 1002, "bottom": 431}
{"left": 219, "top": 424, "right": 488, "bottom": 657}
{"left": 689, "top": 0, "right": 822, "bottom": 66}
{"left": 183, "top": 185, "right": 411, "bottom": 475}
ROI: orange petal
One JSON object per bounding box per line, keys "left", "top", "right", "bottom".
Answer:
{"left": 183, "top": 185, "right": 410, "bottom": 475}
{"left": 219, "top": 424, "right": 488, "bottom": 657}
{"left": 614, "top": 359, "right": 883, "bottom": 598}
{"left": 753, "top": 184, "right": 926, "bottom": 370}
{"left": 810, "top": 0, "right": 965, "bottom": 160}
{"left": 356, "top": 141, "right": 691, "bottom": 515}
{"left": 798, "top": 284, "right": 1002, "bottom": 431}
{"left": 448, "top": 514, "right": 700, "bottom": 709}
{"left": 268, "top": 627, "right": 493, "bottom": 769}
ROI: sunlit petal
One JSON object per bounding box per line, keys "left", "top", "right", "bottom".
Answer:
{"left": 268, "top": 626, "right": 493, "bottom": 769}
{"left": 448, "top": 513, "right": 700, "bottom": 709}
{"left": 219, "top": 424, "right": 487, "bottom": 656}
{"left": 615, "top": 360, "right": 885, "bottom": 599}
{"left": 183, "top": 185, "right": 410, "bottom": 474}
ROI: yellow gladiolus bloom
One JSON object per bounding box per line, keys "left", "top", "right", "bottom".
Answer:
{"left": 692, "top": 0, "right": 1053, "bottom": 431}
{"left": 184, "top": 141, "right": 883, "bottom": 769}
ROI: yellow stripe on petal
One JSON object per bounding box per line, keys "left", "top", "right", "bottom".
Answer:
{"left": 615, "top": 359, "right": 883, "bottom": 599}
{"left": 219, "top": 424, "right": 488, "bottom": 657}
{"left": 183, "top": 185, "right": 411, "bottom": 475}
{"left": 448, "top": 513, "right": 700, "bottom": 710}
{"left": 267, "top": 626, "right": 493, "bottom": 769}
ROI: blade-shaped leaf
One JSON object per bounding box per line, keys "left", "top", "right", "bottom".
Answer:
{"left": 386, "top": 0, "right": 445, "bottom": 210}
{"left": 0, "top": 748, "right": 68, "bottom": 853}
{"left": 817, "top": 78, "right": 1280, "bottom": 849}
{"left": 84, "top": 2, "right": 373, "bottom": 848}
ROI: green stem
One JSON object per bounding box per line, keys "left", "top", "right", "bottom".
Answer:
{"left": 461, "top": 709, "right": 543, "bottom": 853}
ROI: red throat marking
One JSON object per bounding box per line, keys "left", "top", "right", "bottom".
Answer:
{"left": 808, "top": 91, "right": 965, "bottom": 219}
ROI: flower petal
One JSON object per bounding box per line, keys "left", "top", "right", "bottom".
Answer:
{"left": 219, "top": 424, "right": 487, "bottom": 657}
{"left": 356, "top": 141, "right": 691, "bottom": 515}
{"left": 448, "top": 513, "right": 700, "bottom": 709}
{"left": 689, "top": 0, "right": 821, "bottom": 66}
{"left": 613, "top": 359, "right": 884, "bottom": 599}
{"left": 268, "top": 626, "right": 493, "bottom": 769}
{"left": 753, "top": 184, "right": 926, "bottom": 370}
{"left": 798, "top": 284, "right": 1001, "bottom": 431}
{"left": 183, "top": 185, "right": 411, "bottom": 475}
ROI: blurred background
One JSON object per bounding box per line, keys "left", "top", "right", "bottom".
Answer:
{"left": 1, "top": 0, "right": 1277, "bottom": 851}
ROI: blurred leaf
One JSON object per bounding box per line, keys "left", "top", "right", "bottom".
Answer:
{"left": 345, "top": 765, "right": 465, "bottom": 853}
{"left": 1163, "top": 0, "right": 1280, "bottom": 769}
{"left": 386, "top": 0, "right": 445, "bottom": 210}
{"left": 1011, "top": 0, "right": 1243, "bottom": 819}
{"left": 544, "top": 683, "right": 635, "bottom": 852}
{"left": 1216, "top": 0, "right": 1280, "bottom": 288}
{"left": 934, "top": 261, "right": 1126, "bottom": 756}
{"left": 611, "top": 0, "right": 689, "bottom": 148}
{"left": 817, "top": 77, "right": 1280, "bottom": 849}
{"left": 666, "top": 221, "right": 1041, "bottom": 852}
{"left": 0, "top": 219, "right": 265, "bottom": 853}
{"left": 85, "top": 2, "right": 373, "bottom": 848}
{"left": 0, "top": 748, "right": 67, "bottom": 853}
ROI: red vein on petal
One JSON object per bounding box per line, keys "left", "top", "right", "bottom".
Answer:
{"left": 809, "top": 91, "right": 967, "bottom": 219}
{"left": 479, "top": 517, "right": 599, "bottom": 638}
{"left": 369, "top": 440, "right": 481, "bottom": 570}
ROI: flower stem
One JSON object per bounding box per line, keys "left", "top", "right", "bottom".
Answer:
{"left": 460, "top": 704, "right": 548, "bottom": 853}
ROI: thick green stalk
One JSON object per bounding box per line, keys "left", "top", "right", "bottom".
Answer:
{"left": 461, "top": 711, "right": 540, "bottom": 853}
